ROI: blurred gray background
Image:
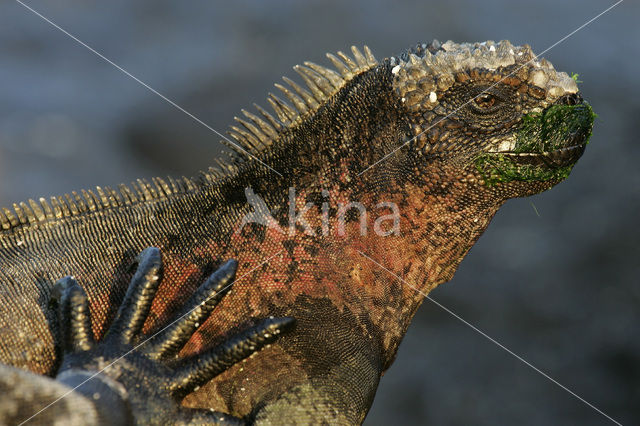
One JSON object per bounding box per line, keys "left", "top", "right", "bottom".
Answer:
{"left": 1, "top": 1, "right": 638, "bottom": 424}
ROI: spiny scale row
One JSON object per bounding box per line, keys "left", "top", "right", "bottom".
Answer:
{"left": 0, "top": 176, "right": 202, "bottom": 231}
{"left": 225, "top": 46, "right": 377, "bottom": 158}
{"left": 0, "top": 47, "right": 379, "bottom": 231}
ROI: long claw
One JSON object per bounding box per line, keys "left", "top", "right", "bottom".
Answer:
{"left": 105, "top": 247, "right": 162, "bottom": 344}
{"left": 55, "top": 276, "right": 95, "bottom": 353}
{"left": 145, "top": 259, "right": 238, "bottom": 360}
{"left": 169, "top": 317, "right": 296, "bottom": 398}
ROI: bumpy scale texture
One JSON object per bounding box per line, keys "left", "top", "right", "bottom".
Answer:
{"left": 0, "top": 40, "right": 594, "bottom": 424}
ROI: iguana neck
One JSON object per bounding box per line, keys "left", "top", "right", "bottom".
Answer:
{"left": 303, "top": 168, "right": 503, "bottom": 365}
{"left": 189, "top": 158, "right": 503, "bottom": 369}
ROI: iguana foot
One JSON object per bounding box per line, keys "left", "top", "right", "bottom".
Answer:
{"left": 53, "top": 247, "right": 295, "bottom": 425}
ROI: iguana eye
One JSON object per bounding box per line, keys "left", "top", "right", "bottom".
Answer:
{"left": 473, "top": 93, "right": 497, "bottom": 109}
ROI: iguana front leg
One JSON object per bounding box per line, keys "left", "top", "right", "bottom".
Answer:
{"left": 0, "top": 247, "right": 295, "bottom": 425}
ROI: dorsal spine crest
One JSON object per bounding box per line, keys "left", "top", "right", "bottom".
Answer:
{"left": 0, "top": 46, "right": 379, "bottom": 233}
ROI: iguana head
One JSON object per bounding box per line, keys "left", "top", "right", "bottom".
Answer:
{"left": 221, "top": 39, "right": 593, "bottom": 205}
{"left": 391, "top": 40, "right": 595, "bottom": 197}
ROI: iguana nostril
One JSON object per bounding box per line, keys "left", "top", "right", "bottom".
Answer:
{"left": 557, "top": 93, "right": 583, "bottom": 106}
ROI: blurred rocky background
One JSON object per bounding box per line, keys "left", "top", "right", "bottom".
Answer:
{"left": 0, "top": 1, "right": 637, "bottom": 424}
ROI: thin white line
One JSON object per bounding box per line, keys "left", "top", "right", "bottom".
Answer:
{"left": 534, "top": 0, "right": 623, "bottom": 59}
{"left": 358, "top": 250, "right": 623, "bottom": 426}
{"left": 530, "top": 200, "right": 541, "bottom": 217}
{"left": 18, "top": 250, "right": 284, "bottom": 426}
{"left": 15, "top": 0, "right": 283, "bottom": 178}
{"left": 357, "top": 0, "right": 623, "bottom": 176}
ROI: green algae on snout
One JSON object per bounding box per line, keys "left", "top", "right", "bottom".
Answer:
{"left": 513, "top": 102, "right": 596, "bottom": 154}
{"left": 570, "top": 72, "right": 582, "bottom": 84}
{"left": 475, "top": 154, "right": 574, "bottom": 187}
{"left": 475, "top": 102, "right": 595, "bottom": 187}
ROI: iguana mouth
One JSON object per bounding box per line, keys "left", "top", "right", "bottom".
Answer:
{"left": 502, "top": 142, "right": 586, "bottom": 168}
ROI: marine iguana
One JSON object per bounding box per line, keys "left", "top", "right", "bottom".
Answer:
{"left": 0, "top": 40, "right": 594, "bottom": 424}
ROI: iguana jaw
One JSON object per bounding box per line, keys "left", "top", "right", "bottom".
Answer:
{"left": 497, "top": 143, "right": 586, "bottom": 168}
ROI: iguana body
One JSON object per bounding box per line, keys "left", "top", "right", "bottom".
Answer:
{"left": 0, "top": 40, "right": 594, "bottom": 424}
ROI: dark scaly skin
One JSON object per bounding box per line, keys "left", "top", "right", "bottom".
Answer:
{"left": 2, "top": 247, "right": 294, "bottom": 425}
{"left": 0, "top": 40, "right": 594, "bottom": 423}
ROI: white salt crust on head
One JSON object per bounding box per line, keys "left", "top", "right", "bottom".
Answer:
{"left": 391, "top": 40, "right": 578, "bottom": 109}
